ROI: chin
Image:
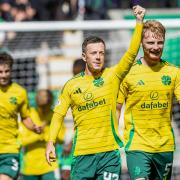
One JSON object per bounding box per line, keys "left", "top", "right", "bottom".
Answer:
{"left": 0, "top": 81, "right": 10, "bottom": 86}
{"left": 93, "top": 68, "right": 102, "bottom": 73}
{"left": 149, "top": 55, "right": 161, "bottom": 61}
{"left": 151, "top": 57, "right": 161, "bottom": 62}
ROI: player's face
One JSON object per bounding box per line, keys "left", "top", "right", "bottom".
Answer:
{"left": 83, "top": 42, "right": 105, "bottom": 75}
{"left": 0, "top": 64, "right": 11, "bottom": 87}
{"left": 36, "top": 90, "right": 49, "bottom": 106}
{"left": 142, "top": 30, "right": 164, "bottom": 65}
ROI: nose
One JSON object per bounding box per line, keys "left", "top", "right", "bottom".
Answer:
{"left": 0, "top": 71, "right": 8, "bottom": 78}
{"left": 1, "top": 72, "right": 7, "bottom": 77}
{"left": 153, "top": 43, "right": 160, "bottom": 50}
{"left": 96, "top": 53, "right": 100, "bottom": 59}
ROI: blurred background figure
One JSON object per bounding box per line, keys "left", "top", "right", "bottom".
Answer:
{"left": 19, "top": 89, "right": 67, "bottom": 180}
{"left": 84, "top": 0, "right": 111, "bottom": 20}
{"left": 0, "top": 0, "right": 13, "bottom": 21}
{"left": 72, "top": 58, "right": 86, "bottom": 76}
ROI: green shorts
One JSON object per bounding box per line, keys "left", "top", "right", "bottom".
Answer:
{"left": 22, "top": 171, "right": 59, "bottom": 180}
{"left": 71, "top": 150, "right": 121, "bottom": 180}
{"left": 126, "top": 151, "right": 173, "bottom": 180}
{"left": 0, "top": 153, "right": 20, "bottom": 179}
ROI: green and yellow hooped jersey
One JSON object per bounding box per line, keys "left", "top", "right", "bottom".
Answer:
{"left": 51, "top": 23, "right": 143, "bottom": 156}
{"left": 118, "top": 59, "right": 180, "bottom": 152}
{"left": 0, "top": 82, "right": 30, "bottom": 154}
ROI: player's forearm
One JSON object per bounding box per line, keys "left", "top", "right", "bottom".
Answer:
{"left": 22, "top": 117, "right": 36, "bottom": 131}
{"left": 48, "top": 112, "right": 64, "bottom": 143}
{"left": 116, "top": 22, "right": 143, "bottom": 80}
{"left": 128, "top": 22, "right": 143, "bottom": 55}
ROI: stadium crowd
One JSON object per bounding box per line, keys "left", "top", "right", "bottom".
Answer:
{"left": 0, "top": 0, "right": 179, "bottom": 22}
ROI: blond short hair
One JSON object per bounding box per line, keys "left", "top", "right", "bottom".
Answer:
{"left": 143, "top": 20, "right": 166, "bottom": 39}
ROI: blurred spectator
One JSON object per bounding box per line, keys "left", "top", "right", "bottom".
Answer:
{"left": 11, "top": 0, "right": 36, "bottom": 21}
{"left": 30, "top": 0, "right": 59, "bottom": 21}
{"left": 1, "top": 0, "right": 179, "bottom": 22}
{"left": 0, "top": 0, "right": 13, "bottom": 21}
{"left": 129, "top": 0, "right": 178, "bottom": 8}
{"left": 84, "top": 0, "right": 112, "bottom": 20}
{"left": 56, "top": 0, "right": 79, "bottom": 20}
{"left": 31, "top": 0, "right": 78, "bottom": 21}
{"left": 110, "top": 0, "right": 122, "bottom": 9}
{"left": 0, "top": 0, "right": 36, "bottom": 22}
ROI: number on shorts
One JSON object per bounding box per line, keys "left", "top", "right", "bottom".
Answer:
{"left": 11, "top": 158, "right": 19, "bottom": 171}
{"left": 104, "top": 171, "right": 119, "bottom": 180}
{"left": 163, "top": 163, "right": 172, "bottom": 178}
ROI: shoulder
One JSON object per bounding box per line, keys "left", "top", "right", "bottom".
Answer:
{"left": 126, "top": 59, "right": 142, "bottom": 71}
{"left": 161, "top": 60, "right": 179, "bottom": 71}
{"left": 61, "top": 72, "right": 85, "bottom": 93}
{"left": 11, "top": 82, "right": 27, "bottom": 94}
{"left": 72, "top": 71, "right": 85, "bottom": 79}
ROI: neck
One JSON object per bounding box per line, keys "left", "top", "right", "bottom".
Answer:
{"left": 0, "top": 83, "right": 11, "bottom": 90}
{"left": 37, "top": 106, "right": 51, "bottom": 115}
{"left": 85, "top": 67, "right": 103, "bottom": 77}
{"left": 141, "top": 57, "right": 160, "bottom": 67}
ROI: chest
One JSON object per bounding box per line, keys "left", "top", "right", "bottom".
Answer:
{"left": 127, "top": 71, "right": 175, "bottom": 91}
{"left": 125, "top": 70, "right": 176, "bottom": 102}
{"left": 70, "top": 76, "right": 117, "bottom": 106}
{"left": 0, "top": 91, "right": 22, "bottom": 112}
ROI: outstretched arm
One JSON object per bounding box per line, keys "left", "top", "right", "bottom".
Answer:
{"left": 115, "top": 5, "right": 146, "bottom": 82}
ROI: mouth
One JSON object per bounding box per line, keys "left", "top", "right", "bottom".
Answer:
{"left": 150, "top": 51, "right": 161, "bottom": 56}
{"left": 93, "top": 62, "right": 101, "bottom": 66}
{"left": 0, "top": 78, "right": 9, "bottom": 84}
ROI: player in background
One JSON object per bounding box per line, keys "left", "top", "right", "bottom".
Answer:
{"left": 19, "top": 89, "right": 68, "bottom": 180}
{"left": 72, "top": 58, "right": 86, "bottom": 76}
{"left": 116, "top": 20, "right": 180, "bottom": 180}
{"left": 46, "top": 5, "right": 145, "bottom": 180}
{"left": 0, "top": 52, "right": 42, "bottom": 180}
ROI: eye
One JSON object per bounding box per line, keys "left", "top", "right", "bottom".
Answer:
{"left": 158, "top": 41, "right": 164, "bottom": 45}
{"left": 147, "top": 42, "right": 154, "bottom": 45}
{"left": 100, "top": 51, "right": 105, "bottom": 55}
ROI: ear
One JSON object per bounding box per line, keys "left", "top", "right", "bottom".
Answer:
{"left": 82, "top": 53, "right": 86, "bottom": 62}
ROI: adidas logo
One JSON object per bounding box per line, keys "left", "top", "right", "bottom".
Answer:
{"left": 137, "top": 80, "right": 145, "bottom": 85}
{"left": 73, "top": 88, "right": 82, "bottom": 94}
